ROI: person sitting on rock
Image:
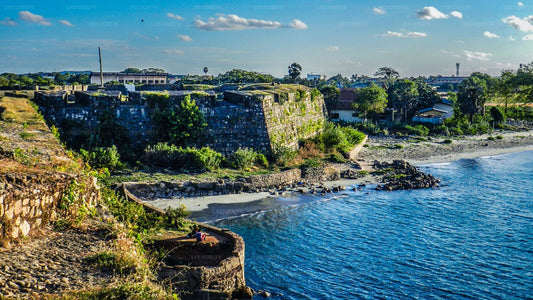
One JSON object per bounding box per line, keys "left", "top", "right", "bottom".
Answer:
{"left": 187, "top": 225, "right": 199, "bottom": 238}
{"left": 194, "top": 228, "right": 206, "bottom": 242}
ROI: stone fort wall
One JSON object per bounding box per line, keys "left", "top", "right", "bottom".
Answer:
{"left": 34, "top": 85, "right": 327, "bottom": 156}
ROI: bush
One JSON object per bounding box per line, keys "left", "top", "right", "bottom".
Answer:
{"left": 315, "top": 122, "right": 365, "bottom": 154}
{"left": 443, "top": 139, "right": 453, "bottom": 144}
{"left": 144, "top": 144, "right": 222, "bottom": 172}
{"left": 272, "top": 144, "right": 297, "bottom": 166}
{"left": 230, "top": 148, "right": 260, "bottom": 170}
{"left": 81, "top": 145, "right": 121, "bottom": 170}
{"left": 327, "top": 152, "right": 347, "bottom": 163}
{"left": 301, "top": 157, "right": 325, "bottom": 168}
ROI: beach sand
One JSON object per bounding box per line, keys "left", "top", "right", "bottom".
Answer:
{"left": 146, "top": 130, "right": 533, "bottom": 220}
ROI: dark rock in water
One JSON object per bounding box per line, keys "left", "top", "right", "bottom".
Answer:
{"left": 374, "top": 160, "right": 440, "bottom": 191}
{"left": 233, "top": 286, "right": 255, "bottom": 299}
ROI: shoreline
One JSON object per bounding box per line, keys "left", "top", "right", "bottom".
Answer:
{"left": 145, "top": 130, "right": 533, "bottom": 221}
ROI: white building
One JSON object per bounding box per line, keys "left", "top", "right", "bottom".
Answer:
{"left": 90, "top": 72, "right": 168, "bottom": 85}
{"left": 307, "top": 73, "right": 327, "bottom": 81}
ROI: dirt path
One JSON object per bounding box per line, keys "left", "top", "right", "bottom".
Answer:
{"left": 0, "top": 227, "right": 115, "bottom": 297}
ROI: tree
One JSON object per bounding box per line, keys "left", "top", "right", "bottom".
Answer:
{"left": 387, "top": 79, "right": 419, "bottom": 119}
{"left": 288, "top": 63, "right": 302, "bottom": 81}
{"left": 489, "top": 106, "right": 506, "bottom": 127}
{"left": 327, "top": 74, "right": 350, "bottom": 88}
{"left": 54, "top": 73, "right": 69, "bottom": 85}
{"left": 457, "top": 76, "right": 488, "bottom": 122}
{"left": 374, "top": 67, "right": 400, "bottom": 80}
{"left": 203, "top": 67, "right": 208, "bottom": 75}
{"left": 141, "top": 67, "right": 165, "bottom": 73}
{"left": 169, "top": 95, "right": 207, "bottom": 146}
{"left": 123, "top": 67, "right": 141, "bottom": 73}
{"left": 319, "top": 85, "right": 340, "bottom": 113}
{"left": 416, "top": 80, "right": 441, "bottom": 109}
{"left": 353, "top": 83, "right": 388, "bottom": 121}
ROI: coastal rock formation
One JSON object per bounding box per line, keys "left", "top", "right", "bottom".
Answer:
{"left": 375, "top": 160, "right": 440, "bottom": 191}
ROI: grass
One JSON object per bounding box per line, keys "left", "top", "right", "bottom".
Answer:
{"left": 0, "top": 95, "right": 81, "bottom": 173}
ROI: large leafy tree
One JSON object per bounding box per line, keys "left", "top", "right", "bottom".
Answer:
{"left": 319, "top": 85, "right": 340, "bottom": 113}
{"left": 288, "top": 62, "right": 302, "bottom": 81}
{"left": 457, "top": 76, "right": 488, "bottom": 122}
{"left": 327, "top": 74, "right": 350, "bottom": 88}
{"left": 123, "top": 67, "right": 141, "bottom": 73}
{"left": 374, "top": 67, "right": 400, "bottom": 80}
{"left": 353, "top": 83, "right": 388, "bottom": 121}
{"left": 169, "top": 95, "right": 207, "bottom": 146}
{"left": 148, "top": 93, "right": 207, "bottom": 146}
{"left": 387, "top": 79, "right": 419, "bottom": 119}
{"left": 416, "top": 80, "right": 441, "bottom": 109}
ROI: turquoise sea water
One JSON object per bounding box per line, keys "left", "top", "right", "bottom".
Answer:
{"left": 214, "top": 151, "right": 533, "bottom": 299}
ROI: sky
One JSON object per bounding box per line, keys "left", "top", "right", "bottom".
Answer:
{"left": 0, "top": 0, "right": 532, "bottom": 78}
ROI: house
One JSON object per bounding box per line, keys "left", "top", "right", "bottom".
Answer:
{"left": 412, "top": 100, "right": 454, "bottom": 124}
{"left": 90, "top": 72, "right": 168, "bottom": 85}
{"left": 329, "top": 88, "right": 364, "bottom": 123}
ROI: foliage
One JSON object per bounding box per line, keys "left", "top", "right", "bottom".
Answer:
{"left": 80, "top": 145, "right": 122, "bottom": 170}
{"left": 67, "top": 282, "right": 177, "bottom": 300}
{"left": 147, "top": 93, "right": 207, "bottom": 146}
{"left": 313, "top": 122, "right": 365, "bottom": 154}
{"left": 387, "top": 79, "right": 420, "bottom": 119}
{"left": 457, "top": 76, "right": 488, "bottom": 121}
{"left": 272, "top": 144, "right": 297, "bottom": 166}
{"left": 319, "top": 85, "right": 340, "bottom": 113}
{"left": 393, "top": 124, "right": 429, "bottom": 136}
{"left": 144, "top": 143, "right": 222, "bottom": 172}
{"left": 288, "top": 62, "right": 302, "bottom": 80}
{"left": 489, "top": 106, "right": 506, "bottom": 126}
{"left": 353, "top": 83, "right": 388, "bottom": 120}
{"left": 83, "top": 251, "right": 136, "bottom": 276}
{"left": 229, "top": 148, "right": 265, "bottom": 170}
{"left": 374, "top": 67, "right": 400, "bottom": 80}
{"left": 301, "top": 157, "right": 325, "bottom": 168}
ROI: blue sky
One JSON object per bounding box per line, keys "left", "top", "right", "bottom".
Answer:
{"left": 1, "top": 0, "right": 532, "bottom": 77}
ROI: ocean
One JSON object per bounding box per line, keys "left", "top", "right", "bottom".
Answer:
{"left": 212, "top": 151, "right": 533, "bottom": 299}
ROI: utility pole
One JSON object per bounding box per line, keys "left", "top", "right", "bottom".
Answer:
{"left": 98, "top": 47, "right": 104, "bottom": 88}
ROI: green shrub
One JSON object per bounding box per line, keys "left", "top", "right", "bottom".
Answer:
{"left": 255, "top": 153, "right": 269, "bottom": 168}
{"left": 443, "top": 139, "right": 453, "bottom": 144}
{"left": 487, "top": 136, "right": 496, "bottom": 141}
{"left": 144, "top": 144, "right": 222, "bottom": 172}
{"left": 80, "top": 145, "right": 121, "bottom": 170}
{"left": 230, "top": 148, "right": 259, "bottom": 170}
{"left": 272, "top": 144, "right": 297, "bottom": 166}
{"left": 83, "top": 251, "right": 136, "bottom": 276}
{"left": 327, "top": 152, "right": 347, "bottom": 163}
{"left": 496, "top": 135, "right": 503, "bottom": 140}
{"left": 316, "top": 122, "right": 365, "bottom": 154}
{"left": 301, "top": 157, "right": 325, "bottom": 168}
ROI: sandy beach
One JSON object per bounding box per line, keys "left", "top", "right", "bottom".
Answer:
{"left": 147, "top": 130, "right": 533, "bottom": 220}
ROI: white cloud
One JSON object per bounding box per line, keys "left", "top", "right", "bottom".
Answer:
{"left": 167, "top": 13, "right": 183, "bottom": 21}
{"left": 383, "top": 31, "right": 427, "bottom": 38}
{"left": 518, "top": 2, "right": 524, "bottom": 6}
{"left": 326, "top": 46, "right": 339, "bottom": 52}
{"left": 483, "top": 31, "right": 499, "bottom": 38}
{"left": 416, "top": 7, "right": 448, "bottom": 20}
{"left": 522, "top": 34, "right": 533, "bottom": 40}
{"left": 193, "top": 14, "right": 307, "bottom": 31}
{"left": 18, "top": 11, "right": 51, "bottom": 26}
{"left": 0, "top": 17, "right": 16, "bottom": 26}
{"left": 509, "top": 36, "right": 516, "bottom": 41}
{"left": 373, "top": 7, "right": 386, "bottom": 15}
{"left": 464, "top": 50, "right": 492, "bottom": 61}
{"left": 177, "top": 34, "right": 192, "bottom": 42}
{"left": 288, "top": 19, "right": 308, "bottom": 29}
{"left": 163, "top": 49, "right": 184, "bottom": 55}
{"left": 59, "top": 20, "right": 73, "bottom": 27}
{"left": 450, "top": 11, "right": 463, "bottom": 19}
{"left": 502, "top": 15, "right": 533, "bottom": 32}
{"left": 406, "top": 31, "right": 427, "bottom": 38}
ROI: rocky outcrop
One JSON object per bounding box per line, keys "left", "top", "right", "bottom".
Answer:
{"left": 375, "top": 160, "right": 440, "bottom": 191}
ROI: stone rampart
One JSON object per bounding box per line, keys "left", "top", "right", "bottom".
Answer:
{"left": 0, "top": 172, "right": 99, "bottom": 247}
{"left": 34, "top": 84, "right": 327, "bottom": 157}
